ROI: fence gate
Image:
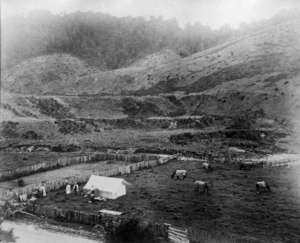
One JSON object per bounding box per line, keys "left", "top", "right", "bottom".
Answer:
{"left": 168, "top": 226, "right": 190, "bottom": 243}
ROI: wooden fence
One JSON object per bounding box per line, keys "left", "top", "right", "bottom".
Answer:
{"left": 0, "top": 154, "right": 177, "bottom": 201}
{"left": 168, "top": 225, "right": 189, "bottom": 243}
{"left": 262, "top": 154, "right": 300, "bottom": 168}
{"left": 0, "top": 152, "right": 158, "bottom": 181}
{"left": 187, "top": 227, "right": 259, "bottom": 243}
{"left": 24, "top": 203, "right": 256, "bottom": 243}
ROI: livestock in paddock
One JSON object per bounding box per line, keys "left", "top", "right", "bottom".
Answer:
{"left": 194, "top": 181, "right": 209, "bottom": 193}
{"left": 240, "top": 161, "right": 254, "bottom": 170}
{"left": 256, "top": 181, "right": 271, "bottom": 194}
{"left": 202, "top": 162, "right": 213, "bottom": 172}
{"left": 171, "top": 170, "right": 187, "bottom": 180}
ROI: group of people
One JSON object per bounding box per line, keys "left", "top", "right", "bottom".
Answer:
{"left": 65, "top": 182, "right": 100, "bottom": 203}
{"left": 22, "top": 182, "right": 47, "bottom": 202}
{"left": 65, "top": 182, "right": 80, "bottom": 195}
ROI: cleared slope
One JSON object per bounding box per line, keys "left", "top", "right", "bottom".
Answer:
{"left": 127, "top": 49, "right": 181, "bottom": 68}
{"left": 2, "top": 50, "right": 181, "bottom": 95}
{"left": 141, "top": 18, "right": 300, "bottom": 94}
{"left": 2, "top": 54, "right": 101, "bottom": 95}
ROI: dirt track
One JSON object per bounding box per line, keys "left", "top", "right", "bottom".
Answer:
{"left": 36, "top": 159, "right": 300, "bottom": 242}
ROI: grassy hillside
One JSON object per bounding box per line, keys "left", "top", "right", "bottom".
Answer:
{"left": 2, "top": 54, "right": 101, "bottom": 95}
{"left": 2, "top": 17, "right": 300, "bottom": 122}
{"left": 140, "top": 18, "right": 300, "bottom": 94}
{"left": 128, "top": 49, "right": 181, "bottom": 68}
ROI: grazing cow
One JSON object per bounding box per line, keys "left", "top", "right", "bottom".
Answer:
{"left": 202, "top": 162, "right": 213, "bottom": 172}
{"left": 240, "top": 161, "right": 254, "bottom": 170}
{"left": 171, "top": 170, "right": 187, "bottom": 180}
{"left": 194, "top": 181, "right": 209, "bottom": 193}
{"left": 256, "top": 181, "right": 271, "bottom": 194}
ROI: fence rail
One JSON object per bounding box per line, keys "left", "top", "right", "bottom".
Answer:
{"left": 262, "top": 154, "right": 300, "bottom": 168}
{"left": 0, "top": 152, "right": 158, "bottom": 182}
{"left": 24, "top": 203, "right": 256, "bottom": 243}
{"left": 168, "top": 226, "right": 189, "bottom": 243}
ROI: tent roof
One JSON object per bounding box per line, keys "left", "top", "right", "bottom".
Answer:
{"left": 228, "top": 147, "right": 246, "bottom": 153}
{"left": 98, "top": 209, "right": 124, "bottom": 216}
{"left": 84, "top": 175, "right": 129, "bottom": 193}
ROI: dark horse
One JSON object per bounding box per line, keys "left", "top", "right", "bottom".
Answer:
{"left": 171, "top": 170, "right": 187, "bottom": 180}
{"left": 240, "top": 161, "right": 254, "bottom": 170}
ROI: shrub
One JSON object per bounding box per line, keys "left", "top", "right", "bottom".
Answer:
{"left": 56, "top": 119, "right": 88, "bottom": 134}
{"left": 17, "top": 179, "right": 25, "bottom": 187}
{"left": 22, "top": 130, "right": 43, "bottom": 140}
{"left": 0, "top": 121, "right": 19, "bottom": 138}
{"left": 165, "top": 95, "right": 182, "bottom": 107}
{"left": 28, "top": 97, "right": 74, "bottom": 119}
{"left": 227, "top": 116, "right": 252, "bottom": 130}
{"left": 51, "top": 143, "right": 80, "bottom": 152}
{"left": 121, "top": 98, "right": 163, "bottom": 118}
{"left": 106, "top": 218, "right": 159, "bottom": 243}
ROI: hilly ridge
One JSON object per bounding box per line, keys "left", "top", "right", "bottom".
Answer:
{"left": 1, "top": 13, "right": 300, "bottom": 123}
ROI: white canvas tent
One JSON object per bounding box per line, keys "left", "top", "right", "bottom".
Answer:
{"left": 83, "top": 175, "right": 130, "bottom": 199}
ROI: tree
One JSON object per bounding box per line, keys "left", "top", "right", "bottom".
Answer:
{"left": 105, "top": 218, "right": 159, "bottom": 243}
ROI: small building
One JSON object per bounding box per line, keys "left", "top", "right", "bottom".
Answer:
{"left": 83, "top": 175, "right": 130, "bottom": 199}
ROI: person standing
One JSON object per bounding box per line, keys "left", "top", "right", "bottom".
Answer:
{"left": 73, "top": 182, "right": 79, "bottom": 195}
{"left": 66, "top": 183, "right": 71, "bottom": 194}
{"left": 40, "top": 182, "right": 46, "bottom": 197}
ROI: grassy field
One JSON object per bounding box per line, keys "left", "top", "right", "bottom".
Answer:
{"left": 35, "top": 159, "right": 300, "bottom": 243}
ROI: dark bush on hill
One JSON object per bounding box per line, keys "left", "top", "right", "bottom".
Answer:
{"left": 28, "top": 97, "right": 74, "bottom": 119}
{"left": 224, "top": 130, "right": 262, "bottom": 142}
{"left": 22, "top": 130, "right": 43, "bottom": 140}
{"left": 134, "top": 147, "right": 178, "bottom": 155}
{"left": 17, "top": 179, "right": 26, "bottom": 187}
{"left": 106, "top": 218, "right": 159, "bottom": 243}
{"left": 0, "top": 121, "right": 19, "bottom": 138}
{"left": 121, "top": 98, "right": 163, "bottom": 118}
{"left": 165, "top": 95, "right": 182, "bottom": 107}
{"left": 227, "top": 116, "right": 252, "bottom": 130}
{"left": 200, "top": 116, "right": 215, "bottom": 126}
{"left": 56, "top": 119, "right": 88, "bottom": 134}
{"left": 109, "top": 118, "right": 145, "bottom": 129}
{"left": 51, "top": 143, "right": 80, "bottom": 152}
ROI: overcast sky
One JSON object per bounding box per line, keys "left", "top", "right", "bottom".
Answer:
{"left": 2, "top": 0, "right": 300, "bottom": 29}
